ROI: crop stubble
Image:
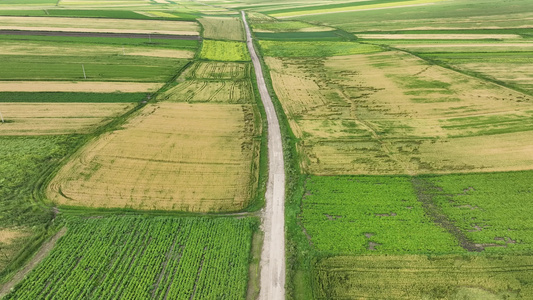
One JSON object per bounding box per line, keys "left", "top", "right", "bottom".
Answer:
{"left": 265, "top": 50, "right": 533, "bottom": 175}
{"left": 47, "top": 102, "right": 259, "bottom": 212}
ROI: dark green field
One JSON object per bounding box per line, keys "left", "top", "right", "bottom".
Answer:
{"left": 0, "top": 92, "right": 146, "bottom": 102}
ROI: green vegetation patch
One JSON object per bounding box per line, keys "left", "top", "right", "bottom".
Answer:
{"left": 419, "top": 171, "right": 533, "bottom": 253}
{"left": 182, "top": 62, "right": 251, "bottom": 80}
{"left": 5, "top": 216, "right": 257, "bottom": 299}
{"left": 263, "top": 0, "right": 407, "bottom": 15}
{"left": 315, "top": 255, "right": 533, "bottom": 299}
{"left": 0, "top": 34, "right": 198, "bottom": 50}
{"left": 0, "top": 92, "right": 147, "bottom": 103}
{"left": 301, "top": 176, "right": 461, "bottom": 254}
{"left": 199, "top": 40, "right": 250, "bottom": 61}
{"left": 0, "top": 135, "right": 81, "bottom": 228}
{"left": 0, "top": 55, "right": 187, "bottom": 82}
{"left": 252, "top": 21, "right": 322, "bottom": 32}
{"left": 259, "top": 41, "right": 381, "bottom": 57}
{"left": 255, "top": 30, "right": 347, "bottom": 41}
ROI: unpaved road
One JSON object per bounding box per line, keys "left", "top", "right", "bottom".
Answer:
{"left": 242, "top": 11, "right": 286, "bottom": 300}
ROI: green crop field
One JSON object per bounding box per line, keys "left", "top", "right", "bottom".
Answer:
{"left": 302, "top": 176, "right": 461, "bottom": 254}
{"left": 160, "top": 80, "right": 253, "bottom": 103}
{"left": 0, "top": 55, "right": 187, "bottom": 82}
{"left": 181, "top": 62, "right": 251, "bottom": 80}
{"left": 420, "top": 171, "right": 533, "bottom": 253}
{"left": 315, "top": 255, "right": 533, "bottom": 299}
{"left": 0, "top": 92, "right": 146, "bottom": 102}
{"left": 200, "top": 17, "right": 245, "bottom": 41}
{"left": 5, "top": 216, "right": 257, "bottom": 299}
{"left": 0, "top": 34, "right": 199, "bottom": 49}
{"left": 199, "top": 40, "right": 250, "bottom": 61}
{"left": 0, "top": 136, "right": 82, "bottom": 277}
{"left": 254, "top": 31, "right": 346, "bottom": 41}
{"left": 259, "top": 41, "right": 381, "bottom": 57}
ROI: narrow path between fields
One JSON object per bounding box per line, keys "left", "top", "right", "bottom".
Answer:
{"left": 0, "top": 227, "right": 67, "bottom": 298}
{"left": 242, "top": 11, "right": 286, "bottom": 300}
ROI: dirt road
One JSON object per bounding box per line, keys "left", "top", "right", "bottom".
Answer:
{"left": 242, "top": 11, "right": 286, "bottom": 300}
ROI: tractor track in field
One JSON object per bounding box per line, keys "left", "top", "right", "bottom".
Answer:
{"left": 242, "top": 11, "right": 286, "bottom": 300}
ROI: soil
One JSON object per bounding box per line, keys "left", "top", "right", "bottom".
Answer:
{"left": 0, "top": 228, "right": 67, "bottom": 298}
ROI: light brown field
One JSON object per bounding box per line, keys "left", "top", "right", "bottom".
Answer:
{"left": 159, "top": 80, "right": 252, "bottom": 103}
{"left": 0, "top": 16, "right": 199, "bottom": 35}
{"left": 47, "top": 102, "right": 259, "bottom": 212}
{"left": 449, "top": 62, "right": 533, "bottom": 92}
{"left": 0, "top": 229, "right": 26, "bottom": 245}
{"left": 0, "top": 81, "right": 162, "bottom": 92}
{"left": 397, "top": 43, "right": 533, "bottom": 52}
{"left": 0, "top": 228, "right": 29, "bottom": 273}
{"left": 266, "top": 50, "right": 533, "bottom": 175}
{"left": 0, "top": 103, "right": 133, "bottom": 135}
{"left": 0, "top": 41, "right": 194, "bottom": 59}
{"left": 200, "top": 17, "right": 245, "bottom": 41}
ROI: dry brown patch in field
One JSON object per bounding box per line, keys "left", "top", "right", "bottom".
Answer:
{"left": 0, "top": 16, "right": 199, "bottom": 35}
{"left": 266, "top": 51, "right": 533, "bottom": 175}
{"left": 0, "top": 81, "right": 162, "bottom": 92}
{"left": 0, "top": 103, "right": 133, "bottom": 135}
{"left": 200, "top": 17, "right": 244, "bottom": 41}
{"left": 0, "top": 229, "right": 27, "bottom": 245}
{"left": 47, "top": 103, "right": 259, "bottom": 212}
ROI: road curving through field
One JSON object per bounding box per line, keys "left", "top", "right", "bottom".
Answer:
{"left": 242, "top": 11, "right": 286, "bottom": 300}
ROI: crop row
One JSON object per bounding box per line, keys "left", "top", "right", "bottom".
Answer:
{"left": 6, "top": 216, "right": 257, "bottom": 299}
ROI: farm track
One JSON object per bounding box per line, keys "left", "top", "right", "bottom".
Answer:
{"left": 242, "top": 11, "right": 286, "bottom": 300}
{"left": 0, "top": 228, "right": 67, "bottom": 298}
{"left": 0, "top": 30, "right": 200, "bottom": 40}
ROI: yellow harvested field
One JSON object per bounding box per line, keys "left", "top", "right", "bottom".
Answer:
{"left": 273, "top": 0, "right": 443, "bottom": 18}
{"left": 357, "top": 34, "right": 522, "bottom": 40}
{"left": 398, "top": 43, "right": 533, "bottom": 49}
{"left": 57, "top": 0, "right": 151, "bottom": 6}
{"left": 0, "top": 81, "right": 162, "bottom": 92}
{"left": 47, "top": 103, "right": 259, "bottom": 212}
{"left": 0, "top": 41, "right": 194, "bottom": 59}
{"left": 159, "top": 80, "right": 252, "bottom": 103}
{"left": 0, "top": 16, "right": 199, "bottom": 35}
{"left": 199, "top": 17, "right": 244, "bottom": 41}
{"left": 0, "top": 229, "right": 26, "bottom": 244}
{"left": 0, "top": 103, "right": 133, "bottom": 135}
{"left": 266, "top": 51, "right": 533, "bottom": 175}
{"left": 448, "top": 63, "right": 533, "bottom": 92}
